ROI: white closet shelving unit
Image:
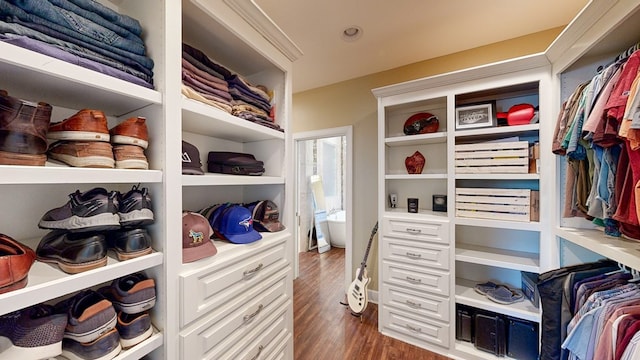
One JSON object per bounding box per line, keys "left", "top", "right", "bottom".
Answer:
{"left": 0, "top": 0, "right": 299, "bottom": 359}
{"left": 374, "top": 1, "right": 640, "bottom": 359}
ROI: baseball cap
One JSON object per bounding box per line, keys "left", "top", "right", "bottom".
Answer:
{"left": 248, "top": 200, "right": 285, "bottom": 232}
{"left": 214, "top": 205, "right": 262, "bottom": 244}
{"left": 182, "top": 140, "right": 204, "bottom": 175}
{"left": 182, "top": 211, "right": 217, "bottom": 262}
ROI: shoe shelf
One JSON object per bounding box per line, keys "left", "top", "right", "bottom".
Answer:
{"left": 50, "top": 327, "right": 163, "bottom": 360}
{"left": 0, "top": 42, "right": 162, "bottom": 116}
{"left": 455, "top": 278, "right": 540, "bottom": 323}
{"left": 182, "top": 173, "right": 285, "bottom": 186}
{"left": 455, "top": 243, "right": 540, "bottom": 273}
{"left": 182, "top": 97, "right": 285, "bottom": 142}
{"left": 0, "top": 164, "right": 162, "bottom": 185}
{"left": 0, "top": 249, "right": 162, "bottom": 315}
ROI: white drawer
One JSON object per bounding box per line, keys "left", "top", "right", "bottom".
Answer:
{"left": 383, "top": 217, "right": 448, "bottom": 244}
{"left": 382, "top": 284, "right": 450, "bottom": 322}
{"left": 180, "top": 237, "right": 288, "bottom": 326}
{"left": 224, "top": 300, "right": 292, "bottom": 360}
{"left": 382, "top": 236, "right": 449, "bottom": 269}
{"left": 382, "top": 260, "right": 449, "bottom": 296}
{"left": 381, "top": 305, "right": 450, "bottom": 349}
{"left": 180, "top": 272, "right": 290, "bottom": 359}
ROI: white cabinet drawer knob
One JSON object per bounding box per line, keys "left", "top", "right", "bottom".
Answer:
{"left": 243, "top": 263, "right": 264, "bottom": 278}
{"left": 243, "top": 304, "right": 264, "bottom": 324}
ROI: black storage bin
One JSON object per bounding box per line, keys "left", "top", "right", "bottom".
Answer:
{"left": 474, "top": 313, "right": 506, "bottom": 357}
{"left": 455, "top": 304, "right": 474, "bottom": 342}
{"left": 507, "top": 316, "right": 539, "bottom": 360}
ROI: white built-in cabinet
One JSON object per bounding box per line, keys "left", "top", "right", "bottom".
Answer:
{"left": 0, "top": 0, "right": 298, "bottom": 359}
{"left": 374, "top": 1, "right": 640, "bottom": 359}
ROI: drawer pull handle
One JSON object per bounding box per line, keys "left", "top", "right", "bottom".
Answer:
{"left": 406, "top": 228, "right": 422, "bottom": 234}
{"left": 250, "top": 345, "right": 264, "bottom": 360}
{"left": 406, "top": 324, "right": 422, "bottom": 333}
{"left": 243, "top": 263, "right": 264, "bottom": 278}
{"left": 406, "top": 252, "right": 422, "bottom": 259}
{"left": 406, "top": 276, "right": 422, "bottom": 284}
{"left": 243, "top": 304, "right": 264, "bottom": 323}
{"left": 406, "top": 300, "right": 422, "bottom": 309}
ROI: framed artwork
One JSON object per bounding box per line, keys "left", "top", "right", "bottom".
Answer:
{"left": 455, "top": 103, "right": 495, "bottom": 130}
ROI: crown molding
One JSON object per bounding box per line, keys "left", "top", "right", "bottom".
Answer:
{"left": 223, "top": 0, "right": 303, "bottom": 62}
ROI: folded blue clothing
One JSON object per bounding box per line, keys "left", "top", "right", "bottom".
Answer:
{"left": 65, "top": 0, "right": 141, "bottom": 36}
{"left": 47, "top": 0, "right": 142, "bottom": 39}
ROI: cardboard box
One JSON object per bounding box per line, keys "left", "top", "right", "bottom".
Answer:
{"left": 521, "top": 271, "right": 539, "bottom": 308}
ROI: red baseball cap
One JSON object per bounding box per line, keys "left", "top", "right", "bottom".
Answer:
{"left": 182, "top": 211, "right": 217, "bottom": 262}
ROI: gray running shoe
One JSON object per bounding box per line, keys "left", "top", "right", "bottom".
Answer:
{"left": 39, "top": 187, "right": 120, "bottom": 232}
{"left": 0, "top": 304, "right": 67, "bottom": 359}
{"left": 117, "top": 185, "right": 154, "bottom": 227}
{"left": 55, "top": 290, "right": 117, "bottom": 344}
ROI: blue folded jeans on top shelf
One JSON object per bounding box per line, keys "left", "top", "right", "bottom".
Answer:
{"left": 7, "top": 0, "right": 145, "bottom": 55}
{"left": 65, "top": 0, "right": 141, "bottom": 36}
{"left": 47, "top": 0, "right": 142, "bottom": 39}
{"left": 0, "top": 1, "right": 154, "bottom": 72}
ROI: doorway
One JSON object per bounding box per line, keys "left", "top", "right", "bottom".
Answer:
{"left": 293, "top": 126, "right": 353, "bottom": 293}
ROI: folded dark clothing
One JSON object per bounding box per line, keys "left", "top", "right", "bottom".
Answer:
{"left": 65, "top": 0, "right": 141, "bottom": 36}
{"left": 182, "top": 57, "right": 228, "bottom": 90}
{"left": 183, "top": 43, "right": 231, "bottom": 79}
{"left": 182, "top": 71, "right": 232, "bottom": 104}
{"left": 48, "top": 0, "right": 142, "bottom": 40}
{"left": 234, "top": 110, "right": 272, "bottom": 123}
{"left": 229, "top": 88, "right": 270, "bottom": 113}
{"left": 0, "top": 1, "right": 154, "bottom": 72}
{"left": 182, "top": 51, "right": 226, "bottom": 81}
{"left": 182, "top": 66, "right": 230, "bottom": 99}
{"left": 0, "top": 33, "right": 153, "bottom": 88}
{"left": 227, "top": 74, "right": 270, "bottom": 103}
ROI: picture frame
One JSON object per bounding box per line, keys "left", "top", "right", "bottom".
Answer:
{"left": 455, "top": 103, "right": 495, "bottom": 130}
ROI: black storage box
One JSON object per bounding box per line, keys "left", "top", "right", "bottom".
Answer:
{"left": 507, "top": 317, "right": 539, "bottom": 360}
{"left": 456, "top": 304, "right": 474, "bottom": 342}
{"left": 207, "top": 151, "right": 265, "bottom": 176}
{"left": 474, "top": 313, "right": 506, "bottom": 357}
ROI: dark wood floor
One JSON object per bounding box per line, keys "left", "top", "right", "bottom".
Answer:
{"left": 294, "top": 247, "right": 452, "bottom": 360}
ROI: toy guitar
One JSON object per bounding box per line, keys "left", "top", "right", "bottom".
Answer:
{"left": 347, "top": 221, "right": 379, "bottom": 315}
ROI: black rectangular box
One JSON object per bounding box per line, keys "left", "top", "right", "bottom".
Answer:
{"left": 407, "top": 198, "right": 418, "bottom": 213}
{"left": 507, "top": 317, "right": 539, "bottom": 360}
{"left": 474, "top": 313, "right": 506, "bottom": 357}
{"left": 432, "top": 195, "right": 447, "bottom": 212}
{"left": 456, "top": 304, "right": 474, "bottom": 342}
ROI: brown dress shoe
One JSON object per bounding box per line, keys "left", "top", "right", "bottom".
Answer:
{"left": 113, "top": 144, "right": 148, "bottom": 169}
{"left": 110, "top": 116, "right": 148, "bottom": 149}
{"left": 48, "top": 109, "right": 110, "bottom": 142}
{"left": 0, "top": 90, "right": 52, "bottom": 166}
{"left": 48, "top": 141, "right": 115, "bottom": 168}
{"left": 0, "top": 233, "right": 36, "bottom": 294}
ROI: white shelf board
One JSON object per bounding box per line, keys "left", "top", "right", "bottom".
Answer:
{"left": 53, "top": 328, "right": 163, "bottom": 360}
{"left": 384, "top": 208, "right": 449, "bottom": 219}
{"left": 455, "top": 217, "right": 541, "bottom": 231}
{"left": 556, "top": 227, "right": 640, "bottom": 270}
{"left": 455, "top": 173, "right": 539, "bottom": 180}
{"left": 0, "top": 42, "right": 161, "bottom": 116}
{"left": 385, "top": 132, "right": 447, "bottom": 147}
{"left": 454, "top": 124, "right": 539, "bottom": 139}
{"left": 0, "top": 251, "right": 163, "bottom": 314}
{"left": 181, "top": 97, "right": 285, "bottom": 142}
{"left": 0, "top": 164, "right": 162, "bottom": 185}
{"left": 385, "top": 173, "right": 448, "bottom": 180}
{"left": 455, "top": 278, "right": 540, "bottom": 323}
{"left": 456, "top": 243, "right": 540, "bottom": 273}
{"left": 181, "top": 173, "right": 285, "bottom": 186}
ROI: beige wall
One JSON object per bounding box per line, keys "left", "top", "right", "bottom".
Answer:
{"left": 292, "top": 27, "right": 563, "bottom": 291}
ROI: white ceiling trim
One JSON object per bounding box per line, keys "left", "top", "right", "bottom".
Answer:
{"left": 223, "top": 0, "right": 304, "bottom": 62}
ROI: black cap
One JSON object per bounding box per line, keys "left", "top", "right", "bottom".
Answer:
{"left": 182, "top": 141, "right": 204, "bottom": 175}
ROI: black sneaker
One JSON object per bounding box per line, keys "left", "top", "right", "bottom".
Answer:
{"left": 39, "top": 187, "right": 120, "bottom": 232}
{"left": 0, "top": 304, "right": 67, "bottom": 359}
{"left": 106, "top": 227, "right": 152, "bottom": 261}
{"left": 118, "top": 185, "right": 154, "bottom": 227}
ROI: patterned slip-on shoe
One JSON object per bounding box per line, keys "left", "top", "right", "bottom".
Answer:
{"left": 99, "top": 272, "right": 156, "bottom": 314}
{"left": 0, "top": 304, "right": 67, "bottom": 359}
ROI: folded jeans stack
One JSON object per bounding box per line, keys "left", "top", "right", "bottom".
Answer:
{"left": 0, "top": 0, "right": 154, "bottom": 88}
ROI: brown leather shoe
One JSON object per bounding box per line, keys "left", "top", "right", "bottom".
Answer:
{"left": 48, "top": 141, "right": 115, "bottom": 168}
{"left": 113, "top": 144, "right": 148, "bottom": 169}
{"left": 0, "top": 233, "right": 36, "bottom": 294}
{"left": 110, "top": 116, "right": 148, "bottom": 149}
{"left": 48, "top": 109, "right": 110, "bottom": 142}
{"left": 0, "top": 90, "right": 52, "bottom": 166}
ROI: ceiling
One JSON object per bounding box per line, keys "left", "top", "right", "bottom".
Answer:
{"left": 254, "top": 0, "right": 590, "bottom": 93}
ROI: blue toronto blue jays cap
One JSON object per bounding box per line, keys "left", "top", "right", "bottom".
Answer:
{"left": 214, "top": 204, "right": 262, "bottom": 244}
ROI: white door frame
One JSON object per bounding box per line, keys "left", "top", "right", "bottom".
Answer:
{"left": 293, "top": 126, "right": 353, "bottom": 292}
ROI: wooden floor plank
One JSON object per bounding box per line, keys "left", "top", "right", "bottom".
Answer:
{"left": 294, "top": 247, "right": 452, "bottom": 359}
